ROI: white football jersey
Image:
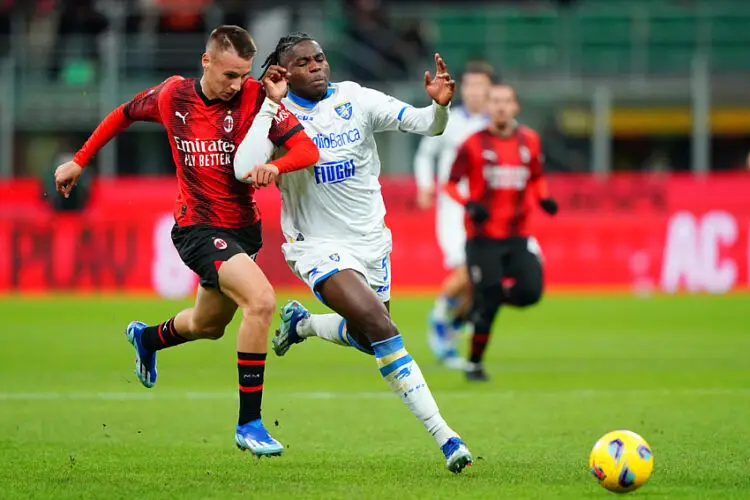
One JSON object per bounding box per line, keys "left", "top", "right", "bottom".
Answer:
{"left": 414, "top": 106, "right": 489, "bottom": 190}
{"left": 278, "top": 81, "right": 449, "bottom": 241}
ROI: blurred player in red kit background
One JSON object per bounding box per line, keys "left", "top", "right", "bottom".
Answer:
{"left": 445, "top": 83, "right": 558, "bottom": 382}
{"left": 53, "top": 25, "right": 319, "bottom": 456}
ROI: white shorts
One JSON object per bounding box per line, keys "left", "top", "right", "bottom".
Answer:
{"left": 436, "top": 192, "right": 467, "bottom": 269}
{"left": 282, "top": 228, "right": 393, "bottom": 303}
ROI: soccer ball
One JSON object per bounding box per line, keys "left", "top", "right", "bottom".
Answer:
{"left": 589, "top": 430, "right": 654, "bottom": 494}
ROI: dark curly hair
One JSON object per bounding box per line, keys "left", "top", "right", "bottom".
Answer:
{"left": 260, "top": 32, "right": 314, "bottom": 78}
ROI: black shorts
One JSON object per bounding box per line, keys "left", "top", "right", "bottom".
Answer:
{"left": 171, "top": 222, "right": 262, "bottom": 290}
{"left": 465, "top": 236, "right": 543, "bottom": 292}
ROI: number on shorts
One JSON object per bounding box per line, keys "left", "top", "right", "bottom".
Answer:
{"left": 381, "top": 255, "right": 390, "bottom": 283}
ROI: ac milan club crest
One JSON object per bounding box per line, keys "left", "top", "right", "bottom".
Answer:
{"left": 223, "top": 114, "right": 234, "bottom": 133}
{"left": 214, "top": 238, "right": 228, "bottom": 250}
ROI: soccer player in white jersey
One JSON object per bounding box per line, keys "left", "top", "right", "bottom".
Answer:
{"left": 413, "top": 61, "right": 494, "bottom": 369}
{"left": 235, "top": 32, "right": 472, "bottom": 473}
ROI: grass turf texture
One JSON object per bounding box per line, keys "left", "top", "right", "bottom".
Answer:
{"left": 0, "top": 293, "right": 748, "bottom": 499}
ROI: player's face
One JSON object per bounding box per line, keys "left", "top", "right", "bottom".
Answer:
{"left": 284, "top": 40, "right": 331, "bottom": 101}
{"left": 460, "top": 73, "right": 491, "bottom": 114}
{"left": 202, "top": 49, "right": 254, "bottom": 101}
{"left": 488, "top": 85, "right": 519, "bottom": 126}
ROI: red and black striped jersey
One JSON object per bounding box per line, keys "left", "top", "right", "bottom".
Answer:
{"left": 122, "top": 76, "right": 303, "bottom": 228}
{"left": 448, "top": 125, "right": 545, "bottom": 239}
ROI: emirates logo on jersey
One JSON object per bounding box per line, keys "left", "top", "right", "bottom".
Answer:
{"left": 174, "top": 136, "right": 235, "bottom": 168}
{"left": 173, "top": 137, "right": 236, "bottom": 153}
{"left": 482, "top": 165, "right": 531, "bottom": 190}
{"left": 223, "top": 114, "right": 234, "bottom": 133}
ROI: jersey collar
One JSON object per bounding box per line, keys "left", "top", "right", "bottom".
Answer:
{"left": 287, "top": 84, "right": 335, "bottom": 109}
{"left": 194, "top": 78, "right": 235, "bottom": 106}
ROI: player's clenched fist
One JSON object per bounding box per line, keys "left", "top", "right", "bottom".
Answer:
{"left": 243, "top": 163, "right": 280, "bottom": 188}
{"left": 262, "top": 65, "right": 288, "bottom": 103}
{"left": 54, "top": 160, "right": 84, "bottom": 198}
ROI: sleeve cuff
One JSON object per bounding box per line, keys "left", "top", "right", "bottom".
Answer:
{"left": 260, "top": 97, "right": 281, "bottom": 115}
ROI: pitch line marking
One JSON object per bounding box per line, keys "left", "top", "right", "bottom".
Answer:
{"left": 0, "top": 388, "right": 748, "bottom": 401}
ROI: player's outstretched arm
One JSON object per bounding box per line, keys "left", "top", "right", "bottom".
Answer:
{"left": 444, "top": 137, "right": 489, "bottom": 223}
{"left": 361, "top": 54, "right": 454, "bottom": 138}
{"left": 55, "top": 76, "right": 180, "bottom": 198}
{"left": 400, "top": 53, "right": 455, "bottom": 136}
{"left": 527, "top": 131, "right": 558, "bottom": 216}
{"left": 531, "top": 174, "right": 558, "bottom": 215}
{"left": 444, "top": 142, "right": 470, "bottom": 206}
{"left": 54, "top": 104, "right": 132, "bottom": 198}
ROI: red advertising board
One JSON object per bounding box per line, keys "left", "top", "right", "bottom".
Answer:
{"left": 1, "top": 174, "right": 748, "bottom": 296}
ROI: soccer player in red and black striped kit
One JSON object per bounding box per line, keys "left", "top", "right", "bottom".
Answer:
{"left": 53, "top": 26, "right": 319, "bottom": 455}
{"left": 445, "top": 83, "right": 558, "bottom": 382}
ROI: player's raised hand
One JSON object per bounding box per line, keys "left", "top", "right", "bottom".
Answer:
{"left": 244, "top": 163, "right": 280, "bottom": 188}
{"left": 424, "top": 53, "right": 455, "bottom": 106}
{"left": 262, "top": 65, "right": 288, "bottom": 103}
{"left": 54, "top": 160, "right": 84, "bottom": 199}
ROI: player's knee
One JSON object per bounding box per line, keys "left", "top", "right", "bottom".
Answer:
{"left": 243, "top": 282, "right": 276, "bottom": 326}
{"left": 358, "top": 306, "right": 397, "bottom": 342}
{"left": 481, "top": 283, "right": 504, "bottom": 310}
{"left": 513, "top": 283, "right": 543, "bottom": 307}
{"left": 470, "top": 285, "right": 502, "bottom": 333}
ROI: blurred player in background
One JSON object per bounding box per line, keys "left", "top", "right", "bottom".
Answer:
{"left": 236, "top": 33, "right": 472, "bottom": 473}
{"left": 413, "top": 60, "right": 495, "bottom": 369}
{"left": 444, "top": 83, "right": 558, "bottom": 382}
{"left": 53, "top": 26, "right": 319, "bottom": 456}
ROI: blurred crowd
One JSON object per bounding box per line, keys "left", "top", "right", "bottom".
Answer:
{"left": 0, "top": 0, "right": 581, "bottom": 83}
{"left": 1, "top": 0, "right": 276, "bottom": 81}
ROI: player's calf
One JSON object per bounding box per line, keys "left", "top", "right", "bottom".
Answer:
{"left": 309, "top": 270, "right": 473, "bottom": 471}
{"left": 217, "top": 254, "right": 282, "bottom": 452}
{"left": 373, "top": 333, "right": 473, "bottom": 472}
{"left": 182, "top": 319, "right": 227, "bottom": 340}
{"left": 351, "top": 305, "right": 397, "bottom": 344}
{"left": 465, "top": 283, "right": 502, "bottom": 381}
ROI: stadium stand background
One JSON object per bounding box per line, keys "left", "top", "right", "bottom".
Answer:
{"left": 2, "top": 0, "right": 750, "bottom": 179}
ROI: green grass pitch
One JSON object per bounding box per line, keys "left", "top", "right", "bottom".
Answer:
{"left": 1, "top": 293, "right": 748, "bottom": 499}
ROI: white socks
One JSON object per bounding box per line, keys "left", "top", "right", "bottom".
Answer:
{"left": 297, "top": 313, "right": 349, "bottom": 346}
{"left": 372, "top": 334, "right": 456, "bottom": 446}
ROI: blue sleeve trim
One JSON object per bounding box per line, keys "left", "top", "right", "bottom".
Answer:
{"left": 397, "top": 106, "right": 408, "bottom": 121}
